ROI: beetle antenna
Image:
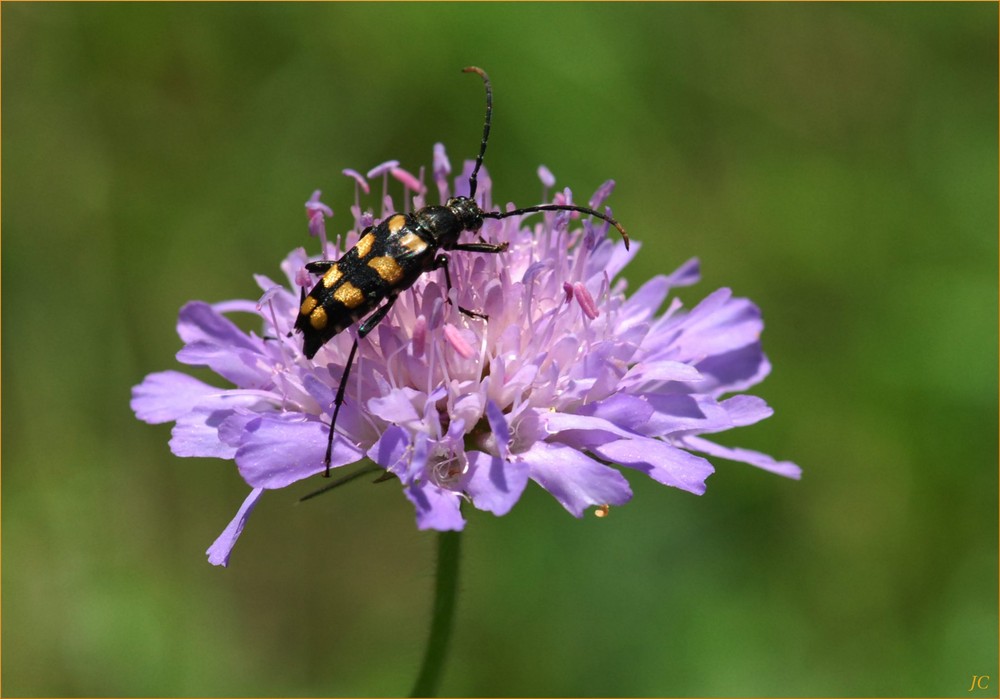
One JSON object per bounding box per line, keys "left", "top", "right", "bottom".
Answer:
{"left": 462, "top": 66, "right": 492, "bottom": 201}
{"left": 483, "top": 204, "right": 630, "bottom": 250}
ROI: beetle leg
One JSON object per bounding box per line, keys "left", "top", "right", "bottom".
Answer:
{"left": 305, "top": 260, "right": 337, "bottom": 274}
{"left": 322, "top": 295, "right": 401, "bottom": 476}
{"left": 433, "top": 253, "right": 488, "bottom": 320}
{"left": 451, "top": 241, "right": 509, "bottom": 254}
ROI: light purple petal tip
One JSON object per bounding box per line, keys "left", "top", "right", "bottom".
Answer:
{"left": 682, "top": 435, "right": 802, "bottom": 479}
{"left": 719, "top": 395, "right": 774, "bottom": 428}
{"left": 367, "top": 426, "right": 411, "bottom": 475}
{"left": 465, "top": 451, "right": 529, "bottom": 516}
{"left": 592, "top": 438, "right": 714, "bottom": 495}
{"left": 176, "top": 301, "right": 260, "bottom": 353}
{"left": 621, "top": 360, "right": 703, "bottom": 388}
{"left": 368, "top": 387, "right": 422, "bottom": 424}
{"left": 666, "top": 257, "right": 701, "bottom": 289}
{"left": 256, "top": 285, "right": 284, "bottom": 311}
{"left": 434, "top": 143, "right": 452, "bottom": 178}
{"left": 342, "top": 169, "right": 371, "bottom": 194}
{"left": 207, "top": 487, "right": 264, "bottom": 567}
{"left": 522, "top": 441, "right": 633, "bottom": 517}
{"left": 170, "top": 406, "right": 240, "bottom": 459}
{"left": 405, "top": 481, "right": 466, "bottom": 531}
{"left": 305, "top": 190, "right": 334, "bottom": 218}
{"left": 131, "top": 371, "right": 220, "bottom": 424}
{"left": 538, "top": 165, "right": 556, "bottom": 187}
{"left": 537, "top": 165, "right": 556, "bottom": 188}
{"left": 485, "top": 400, "right": 510, "bottom": 456}
{"left": 367, "top": 160, "right": 400, "bottom": 178}
{"left": 589, "top": 179, "right": 615, "bottom": 209}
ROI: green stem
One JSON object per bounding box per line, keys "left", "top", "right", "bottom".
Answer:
{"left": 409, "top": 530, "right": 462, "bottom": 697}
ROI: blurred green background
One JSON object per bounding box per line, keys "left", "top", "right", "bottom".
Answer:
{"left": 3, "top": 3, "right": 997, "bottom": 697}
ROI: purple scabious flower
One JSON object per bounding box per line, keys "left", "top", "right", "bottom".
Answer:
{"left": 131, "top": 146, "right": 800, "bottom": 566}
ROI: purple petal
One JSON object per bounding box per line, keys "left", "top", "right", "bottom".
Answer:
{"left": 217, "top": 411, "right": 255, "bottom": 448}
{"left": 642, "top": 393, "right": 731, "bottom": 436}
{"left": 367, "top": 160, "right": 400, "bottom": 178}
{"left": 367, "top": 425, "right": 411, "bottom": 475}
{"left": 589, "top": 179, "right": 615, "bottom": 209}
{"left": 665, "top": 257, "right": 701, "bottom": 289}
{"left": 433, "top": 143, "right": 451, "bottom": 201}
{"left": 579, "top": 394, "right": 654, "bottom": 432}
{"left": 294, "top": 265, "right": 312, "bottom": 289}
{"left": 404, "top": 481, "right": 466, "bottom": 530}
{"left": 255, "top": 284, "right": 284, "bottom": 310}
{"left": 694, "top": 345, "right": 772, "bottom": 395}
{"left": 206, "top": 487, "right": 264, "bottom": 567}
{"left": 591, "top": 438, "right": 714, "bottom": 495}
{"left": 520, "top": 441, "right": 632, "bottom": 517}
{"left": 174, "top": 302, "right": 271, "bottom": 387}
{"left": 234, "top": 413, "right": 363, "bottom": 488}
{"left": 621, "top": 360, "right": 703, "bottom": 388}
{"left": 368, "top": 387, "right": 422, "bottom": 424}
{"left": 542, "top": 412, "right": 637, "bottom": 442}
{"left": 433, "top": 143, "right": 451, "bottom": 179}
{"left": 671, "top": 293, "right": 765, "bottom": 361}
{"left": 176, "top": 301, "right": 260, "bottom": 352}
{"left": 213, "top": 299, "right": 261, "bottom": 316}
{"left": 170, "top": 396, "right": 274, "bottom": 458}
{"left": 454, "top": 160, "right": 477, "bottom": 198}
{"left": 719, "top": 395, "right": 774, "bottom": 428}
{"left": 131, "top": 371, "right": 220, "bottom": 424}
{"left": 464, "top": 451, "right": 529, "bottom": 516}
{"left": 342, "top": 169, "right": 371, "bottom": 194}
{"left": 537, "top": 165, "right": 555, "bottom": 188}
{"left": 176, "top": 341, "right": 270, "bottom": 389}
{"left": 485, "top": 400, "right": 510, "bottom": 456}
{"left": 682, "top": 435, "right": 802, "bottom": 479}
{"left": 619, "top": 276, "right": 671, "bottom": 329}
{"left": 407, "top": 431, "right": 431, "bottom": 483}
{"left": 305, "top": 191, "right": 334, "bottom": 238}
{"left": 171, "top": 405, "right": 241, "bottom": 459}
{"left": 682, "top": 287, "right": 732, "bottom": 326}
{"left": 305, "top": 190, "right": 334, "bottom": 217}
{"left": 586, "top": 234, "right": 637, "bottom": 281}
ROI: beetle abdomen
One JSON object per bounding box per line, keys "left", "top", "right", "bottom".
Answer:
{"left": 294, "top": 214, "right": 437, "bottom": 358}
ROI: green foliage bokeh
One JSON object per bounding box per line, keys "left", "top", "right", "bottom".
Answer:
{"left": 3, "top": 3, "right": 996, "bottom": 696}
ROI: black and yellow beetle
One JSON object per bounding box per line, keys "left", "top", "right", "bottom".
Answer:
{"left": 293, "top": 67, "right": 630, "bottom": 475}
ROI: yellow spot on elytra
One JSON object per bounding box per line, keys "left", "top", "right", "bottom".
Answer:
{"left": 334, "top": 281, "right": 364, "bottom": 309}
{"left": 309, "top": 306, "right": 328, "bottom": 329}
{"left": 367, "top": 256, "right": 404, "bottom": 284}
{"left": 399, "top": 231, "right": 428, "bottom": 255}
{"left": 388, "top": 214, "right": 406, "bottom": 234}
{"left": 321, "top": 265, "right": 343, "bottom": 288}
{"left": 300, "top": 296, "right": 318, "bottom": 315}
{"left": 355, "top": 232, "right": 376, "bottom": 258}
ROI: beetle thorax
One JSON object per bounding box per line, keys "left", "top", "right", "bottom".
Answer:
{"left": 446, "top": 196, "right": 485, "bottom": 234}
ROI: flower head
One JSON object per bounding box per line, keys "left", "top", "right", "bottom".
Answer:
{"left": 131, "top": 145, "right": 800, "bottom": 566}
